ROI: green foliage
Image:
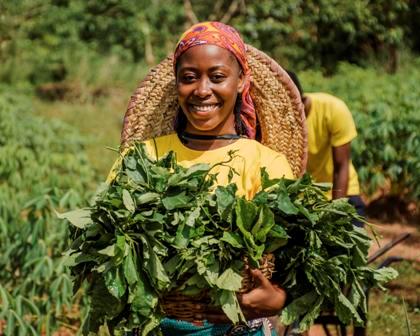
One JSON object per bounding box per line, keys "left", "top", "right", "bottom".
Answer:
{"left": 0, "top": 91, "right": 97, "bottom": 334}
{"left": 0, "top": 0, "right": 184, "bottom": 87}
{"left": 65, "top": 144, "right": 396, "bottom": 334}
{"left": 0, "top": 0, "right": 418, "bottom": 87}
{"left": 300, "top": 60, "right": 420, "bottom": 201}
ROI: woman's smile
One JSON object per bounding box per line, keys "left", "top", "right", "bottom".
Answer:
{"left": 188, "top": 103, "right": 222, "bottom": 115}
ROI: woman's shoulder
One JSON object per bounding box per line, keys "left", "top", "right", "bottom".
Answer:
{"left": 239, "top": 139, "right": 294, "bottom": 179}
{"left": 238, "top": 138, "right": 287, "bottom": 158}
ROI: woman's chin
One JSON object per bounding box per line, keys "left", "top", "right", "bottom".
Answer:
{"left": 186, "top": 120, "right": 219, "bottom": 133}
{"left": 188, "top": 126, "right": 217, "bottom": 134}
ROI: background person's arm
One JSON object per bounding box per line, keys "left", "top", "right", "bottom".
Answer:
{"left": 332, "top": 142, "right": 351, "bottom": 199}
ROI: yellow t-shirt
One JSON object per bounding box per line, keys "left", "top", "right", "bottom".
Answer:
{"left": 107, "top": 133, "right": 294, "bottom": 200}
{"left": 306, "top": 93, "right": 360, "bottom": 197}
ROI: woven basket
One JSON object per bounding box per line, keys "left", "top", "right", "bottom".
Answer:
{"left": 120, "top": 45, "right": 307, "bottom": 177}
{"left": 162, "top": 254, "right": 275, "bottom": 322}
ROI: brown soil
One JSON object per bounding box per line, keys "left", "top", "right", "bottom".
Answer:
{"left": 368, "top": 221, "right": 420, "bottom": 263}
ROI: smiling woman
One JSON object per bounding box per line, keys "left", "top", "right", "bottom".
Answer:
{"left": 109, "top": 21, "right": 307, "bottom": 336}
{"left": 176, "top": 44, "right": 244, "bottom": 141}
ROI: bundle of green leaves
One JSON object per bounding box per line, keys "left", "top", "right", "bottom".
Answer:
{"left": 63, "top": 142, "right": 397, "bottom": 335}
{"left": 254, "top": 174, "right": 397, "bottom": 331}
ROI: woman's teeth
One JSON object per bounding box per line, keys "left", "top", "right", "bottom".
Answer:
{"left": 190, "top": 104, "right": 219, "bottom": 112}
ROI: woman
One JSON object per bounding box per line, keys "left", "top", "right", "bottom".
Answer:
{"left": 115, "top": 21, "right": 307, "bottom": 336}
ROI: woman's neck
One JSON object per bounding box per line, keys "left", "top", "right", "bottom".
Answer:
{"left": 182, "top": 138, "right": 240, "bottom": 151}
{"left": 181, "top": 122, "right": 239, "bottom": 150}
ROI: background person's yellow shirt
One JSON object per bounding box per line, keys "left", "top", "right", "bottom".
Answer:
{"left": 306, "top": 93, "right": 360, "bottom": 197}
{"left": 107, "top": 133, "right": 294, "bottom": 200}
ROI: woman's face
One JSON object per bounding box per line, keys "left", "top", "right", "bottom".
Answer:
{"left": 176, "top": 44, "right": 245, "bottom": 135}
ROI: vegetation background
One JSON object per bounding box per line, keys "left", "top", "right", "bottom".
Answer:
{"left": 0, "top": 0, "right": 418, "bottom": 335}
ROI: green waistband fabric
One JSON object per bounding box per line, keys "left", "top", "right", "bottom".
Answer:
{"left": 125, "top": 318, "right": 278, "bottom": 336}
{"left": 159, "top": 318, "right": 277, "bottom": 336}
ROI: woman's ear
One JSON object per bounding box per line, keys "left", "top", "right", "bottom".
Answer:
{"left": 237, "top": 71, "right": 246, "bottom": 94}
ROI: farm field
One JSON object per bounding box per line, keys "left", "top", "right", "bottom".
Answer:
{"left": 1, "top": 1, "right": 419, "bottom": 334}
{"left": 1, "top": 59, "right": 418, "bottom": 335}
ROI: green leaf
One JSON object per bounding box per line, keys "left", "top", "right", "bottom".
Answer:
{"left": 131, "top": 275, "right": 158, "bottom": 317}
{"left": 235, "top": 198, "right": 258, "bottom": 232}
{"left": 184, "top": 163, "right": 211, "bottom": 177}
{"left": 104, "top": 266, "right": 127, "bottom": 299}
{"left": 141, "top": 236, "right": 170, "bottom": 291}
{"left": 297, "top": 296, "right": 324, "bottom": 331}
{"left": 260, "top": 167, "right": 280, "bottom": 189}
{"left": 204, "top": 260, "right": 220, "bottom": 286}
{"left": 281, "top": 291, "right": 318, "bottom": 325}
{"left": 215, "top": 185, "right": 237, "bottom": 220}
{"left": 164, "top": 255, "right": 181, "bottom": 276}
{"left": 185, "top": 273, "right": 207, "bottom": 288}
{"left": 216, "top": 268, "right": 243, "bottom": 291}
{"left": 162, "top": 191, "right": 191, "bottom": 210}
{"left": 253, "top": 204, "right": 275, "bottom": 243}
{"left": 122, "top": 189, "right": 135, "bottom": 212}
{"left": 123, "top": 250, "right": 139, "bottom": 285}
{"left": 217, "top": 290, "right": 244, "bottom": 324}
{"left": 373, "top": 267, "right": 398, "bottom": 288}
{"left": 276, "top": 180, "right": 299, "bottom": 215}
{"left": 174, "top": 222, "right": 191, "bottom": 249}
{"left": 56, "top": 208, "right": 92, "bottom": 228}
{"left": 335, "top": 292, "right": 363, "bottom": 325}
{"left": 115, "top": 235, "right": 127, "bottom": 260}
{"left": 140, "top": 314, "right": 161, "bottom": 336}
{"left": 220, "top": 232, "right": 244, "bottom": 248}
{"left": 83, "top": 276, "right": 125, "bottom": 334}
{"left": 136, "top": 192, "right": 160, "bottom": 205}
{"left": 98, "top": 244, "right": 115, "bottom": 257}
{"left": 186, "top": 207, "right": 201, "bottom": 227}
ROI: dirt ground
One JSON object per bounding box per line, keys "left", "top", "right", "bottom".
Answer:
{"left": 367, "top": 221, "right": 419, "bottom": 262}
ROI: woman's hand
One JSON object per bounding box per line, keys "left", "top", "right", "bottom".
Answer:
{"left": 239, "top": 269, "right": 286, "bottom": 319}
{"left": 200, "top": 269, "right": 287, "bottom": 323}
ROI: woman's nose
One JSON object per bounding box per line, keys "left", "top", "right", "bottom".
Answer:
{"left": 194, "top": 78, "right": 212, "bottom": 98}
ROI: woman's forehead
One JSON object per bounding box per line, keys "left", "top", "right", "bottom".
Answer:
{"left": 176, "top": 45, "right": 239, "bottom": 70}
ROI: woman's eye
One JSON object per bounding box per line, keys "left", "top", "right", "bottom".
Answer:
{"left": 181, "top": 74, "right": 196, "bottom": 83}
{"left": 211, "top": 74, "right": 226, "bottom": 82}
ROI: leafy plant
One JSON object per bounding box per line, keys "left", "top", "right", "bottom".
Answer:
{"left": 63, "top": 142, "right": 397, "bottom": 335}
{"left": 0, "top": 91, "right": 97, "bottom": 334}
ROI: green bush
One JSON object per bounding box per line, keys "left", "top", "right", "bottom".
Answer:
{"left": 0, "top": 91, "right": 97, "bottom": 334}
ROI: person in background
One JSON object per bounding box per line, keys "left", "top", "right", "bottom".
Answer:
{"left": 287, "top": 71, "right": 365, "bottom": 226}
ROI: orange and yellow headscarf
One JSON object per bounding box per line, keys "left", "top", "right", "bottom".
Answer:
{"left": 173, "top": 22, "right": 257, "bottom": 139}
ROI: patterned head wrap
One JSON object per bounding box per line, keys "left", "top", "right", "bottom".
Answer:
{"left": 173, "top": 21, "right": 257, "bottom": 139}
